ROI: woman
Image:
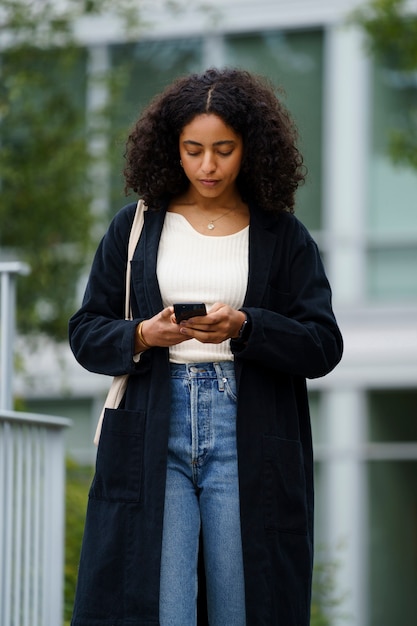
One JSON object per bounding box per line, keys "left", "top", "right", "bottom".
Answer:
{"left": 69, "top": 67, "right": 343, "bottom": 626}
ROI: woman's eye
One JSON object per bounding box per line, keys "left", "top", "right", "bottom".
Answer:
{"left": 185, "top": 150, "right": 233, "bottom": 158}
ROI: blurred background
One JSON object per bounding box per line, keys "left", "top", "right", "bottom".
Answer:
{"left": 1, "top": 0, "right": 417, "bottom": 624}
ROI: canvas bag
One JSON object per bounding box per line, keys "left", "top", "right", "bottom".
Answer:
{"left": 93, "top": 199, "right": 147, "bottom": 445}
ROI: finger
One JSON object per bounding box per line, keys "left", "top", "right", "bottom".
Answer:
{"left": 160, "top": 306, "right": 174, "bottom": 320}
{"left": 208, "top": 302, "right": 224, "bottom": 313}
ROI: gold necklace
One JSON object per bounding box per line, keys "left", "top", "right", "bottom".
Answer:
{"left": 207, "top": 207, "right": 237, "bottom": 230}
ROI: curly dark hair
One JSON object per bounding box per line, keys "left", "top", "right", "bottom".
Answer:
{"left": 123, "top": 67, "right": 306, "bottom": 213}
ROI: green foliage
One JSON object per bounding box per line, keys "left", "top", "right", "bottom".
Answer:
{"left": 390, "top": 126, "right": 417, "bottom": 170}
{"left": 352, "top": 0, "right": 417, "bottom": 70}
{"left": 0, "top": 0, "right": 142, "bottom": 44}
{"left": 352, "top": 0, "right": 417, "bottom": 171}
{"left": 311, "top": 545, "right": 348, "bottom": 625}
{"left": 0, "top": 4, "right": 98, "bottom": 339}
{"left": 0, "top": 42, "right": 96, "bottom": 338}
{"left": 64, "top": 458, "right": 93, "bottom": 623}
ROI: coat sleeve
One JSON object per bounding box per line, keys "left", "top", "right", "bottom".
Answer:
{"left": 231, "top": 221, "right": 343, "bottom": 379}
{"left": 68, "top": 203, "right": 143, "bottom": 377}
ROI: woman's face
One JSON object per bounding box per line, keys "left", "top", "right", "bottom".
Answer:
{"left": 179, "top": 114, "right": 243, "bottom": 202}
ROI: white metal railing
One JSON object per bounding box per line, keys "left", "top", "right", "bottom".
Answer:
{"left": 0, "top": 261, "right": 30, "bottom": 411}
{"left": 0, "top": 410, "right": 71, "bottom": 626}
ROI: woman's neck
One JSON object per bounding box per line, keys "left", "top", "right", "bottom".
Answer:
{"left": 168, "top": 190, "right": 249, "bottom": 236}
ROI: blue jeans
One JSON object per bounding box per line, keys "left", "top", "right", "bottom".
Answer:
{"left": 159, "top": 362, "right": 246, "bottom": 626}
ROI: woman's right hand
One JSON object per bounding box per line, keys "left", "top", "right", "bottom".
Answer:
{"left": 135, "top": 306, "right": 190, "bottom": 352}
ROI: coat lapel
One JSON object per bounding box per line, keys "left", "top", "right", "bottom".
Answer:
{"left": 144, "top": 207, "right": 167, "bottom": 315}
{"left": 131, "top": 207, "right": 166, "bottom": 318}
{"left": 243, "top": 207, "right": 278, "bottom": 307}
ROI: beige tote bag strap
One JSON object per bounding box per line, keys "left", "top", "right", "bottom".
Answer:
{"left": 125, "top": 198, "right": 147, "bottom": 320}
{"left": 93, "top": 198, "right": 147, "bottom": 446}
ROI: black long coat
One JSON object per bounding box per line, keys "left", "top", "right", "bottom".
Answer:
{"left": 69, "top": 201, "right": 343, "bottom": 626}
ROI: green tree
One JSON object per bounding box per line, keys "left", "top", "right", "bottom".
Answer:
{"left": 352, "top": 0, "right": 417, "bottom": 169}
{"left": 0, "top": 42, "right": 93, "bottom": 339}
{"left": 0, "top": 0, "right": 150, "bottom": 340}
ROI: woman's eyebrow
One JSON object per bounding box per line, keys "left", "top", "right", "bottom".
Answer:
{"left": 182, "top": 139, "right": 236, "bottom": 147}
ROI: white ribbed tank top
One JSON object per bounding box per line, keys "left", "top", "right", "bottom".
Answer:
{"left": 157, "top": 212, "right": 249, "bottom": 363}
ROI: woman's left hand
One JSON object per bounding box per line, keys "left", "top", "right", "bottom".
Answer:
{"left": 178, "top": 303, "right": 246, "bottom": 344}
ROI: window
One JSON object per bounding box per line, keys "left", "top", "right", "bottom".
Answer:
{"left": 367, "top": 390, "right": 417, "bottom": 625}
{"left": 368, "top": 65, "right": 417, "bottom": 299}
{"left": 369, "top": 390, "right": 417, "bottom": 443}
{"left": 224, "top": 30, "right": 324, "bottom": 231}
{"left": 368, "top": 460, "right": 417, "bottom": 625}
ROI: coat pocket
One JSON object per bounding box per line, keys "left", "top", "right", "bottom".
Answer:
{"left": 263, "top": 435, "right": 308, "bottom": 534}
{"left": 89, "top": 408, "right": 146, "bottom": 503}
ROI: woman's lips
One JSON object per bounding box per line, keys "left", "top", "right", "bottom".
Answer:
{"left": 199, "top": 179, "right": 219, "bottom": 187}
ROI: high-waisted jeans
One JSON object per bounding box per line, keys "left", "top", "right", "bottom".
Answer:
{"left": 159, "top": 362, "right": 246, "bottom": 626}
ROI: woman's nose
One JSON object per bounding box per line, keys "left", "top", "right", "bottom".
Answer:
{"left": 201, "top": 152, "right": 216, "bottom": 173}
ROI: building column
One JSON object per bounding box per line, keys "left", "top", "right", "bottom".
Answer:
{"left": 322, "top": 23, "right": 370, "bottom": 305}
{"left": 86, "top": 44, "right": 111, "bottom": 231}
{"left": 321, "top": 388, "right": 368, "bottom": 626}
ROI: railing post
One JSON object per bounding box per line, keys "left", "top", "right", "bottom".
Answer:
{"left": 0, "top": 261, "right": 30, "bottom": 410}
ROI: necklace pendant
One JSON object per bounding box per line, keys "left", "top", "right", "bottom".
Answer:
{"left": 208, "top": 222, "right": 215, "bottom": 230}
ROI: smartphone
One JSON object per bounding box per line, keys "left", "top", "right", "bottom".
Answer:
{"left": 173, "top": 303, "right": 207, "bottom": 323}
